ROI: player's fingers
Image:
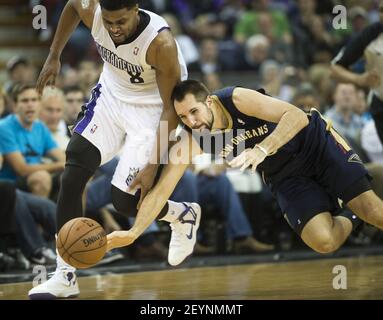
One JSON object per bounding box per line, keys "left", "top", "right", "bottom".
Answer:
{"left": 251, "top": 163, "right": 258, "bottom": 174}
{"left": 230, "top": 154, "right": 247, "bottom": 168}
{"left": 36, "top": 73, "right": 49, "bottom": 94}
{"left": 240, "top": 159, "right": 252, "bottom": 172}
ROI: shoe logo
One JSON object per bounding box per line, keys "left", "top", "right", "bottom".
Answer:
{"left": 237, "top": 118, "right": 245, "bottom": 125}
{"left": 178, "top": 203, "right": 198, "bottom": 240}
{"left": 186, "top": 225, "right": 193, "bottom": 240}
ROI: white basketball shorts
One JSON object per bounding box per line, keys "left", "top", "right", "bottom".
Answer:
{"left": 73, "top": 81, "right": 162, "bottom": 194}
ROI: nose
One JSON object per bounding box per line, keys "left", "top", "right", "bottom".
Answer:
{"left": 110, "top": 25, "right": 120, "bottom": 33}
{"left": 186, "top": 116, "right": 197, "bottom": 128}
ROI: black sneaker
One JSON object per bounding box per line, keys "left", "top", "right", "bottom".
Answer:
{"left": 30, "top": 247, "right": 56, "bottom": 265}
{"left": 96, "top": 249, "right": 124, "bottom": 266}
{"left": 0, "top": 252, "right": 16, "bottom": 272}
{"left": 7, "top": 248, "right": 31, "bottom": 270}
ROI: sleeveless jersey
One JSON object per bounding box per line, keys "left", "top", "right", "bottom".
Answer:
{"left": 188, "top": 87, "right": 308, "bottom": 178}
{"left": 91, "top": 5, "right": 188, "bottom": 104}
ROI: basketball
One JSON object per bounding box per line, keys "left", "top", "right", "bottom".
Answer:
{"left": 57, "top": 218, "right": 107, "bottom": 269}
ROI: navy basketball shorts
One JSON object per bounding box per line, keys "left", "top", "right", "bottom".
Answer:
{"left": 273, "top": 119, "right": 371, "bottom": 235}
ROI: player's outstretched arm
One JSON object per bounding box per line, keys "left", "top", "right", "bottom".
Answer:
{"left": 36, "top": 0, "right": 96, "bottom": 94}
{"left": 107, "top": 131, "right": 202, "bottom": 251}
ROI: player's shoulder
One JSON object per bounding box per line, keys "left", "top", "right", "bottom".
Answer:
{"left": 213, "top": 86, "right": 237, "bottom": 100}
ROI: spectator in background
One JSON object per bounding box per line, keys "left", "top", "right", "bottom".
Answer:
{"left": 234, "top": 0, "right": 291, "bottom": 45}
{"left": 63, "top": 86, "right": 85, "bottom": 137}
{"left": 324, "top": 83, "right": 365, "bottom": 143}
{"left": 0, "top": 84, "right": 65, "bottom": 197}
{"left": 188, "top": 37, "right": 222, "bottom": 74}
{"left": 162, "top": 13, "right": 200, "bottom": 67}
{"left": 4, "top": 56, "right": 36, "bottom": 94}
{"left": 308, "top": 64, "right": 335, "bottom": 109}
{"left": 292, "top": 83, "right": 321, "bottom": 113}
{"left": 40, "top": 87, "right": 70, "bottom": 150}
{"left": 0, "top": 150, "right": 55, "bottom": 268}
{"left": 244, "top": 34, "right": 270, "bottom": 73}
{"left": 354, "top": 88, "right": 372, "bottom": 124}
{"left": 260, "top": 60, "right": 295, "bottom": 101}
{"left": 78, "top": 59, "right": 101, "bottom": 96}
{"left": 0, "top": 89, "right": 7, "bottom": 118}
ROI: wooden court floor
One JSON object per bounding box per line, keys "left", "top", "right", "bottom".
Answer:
{"left": 1, "top": 255, "right": 383, "bottom": 299}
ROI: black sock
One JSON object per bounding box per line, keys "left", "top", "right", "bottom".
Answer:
{"left": 156, "top": 202, "right": 169, "bottom": 220}
{"left": 336, "top": 208, "right": 363, "bottom": 231}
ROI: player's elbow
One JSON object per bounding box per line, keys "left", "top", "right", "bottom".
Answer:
{"left": 295, "top": 109, "right": 309, "bottom": 129}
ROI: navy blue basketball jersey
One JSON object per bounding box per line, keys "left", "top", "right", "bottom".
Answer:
{"left": 188, "top": 86, "right": 307, "bottom": 177}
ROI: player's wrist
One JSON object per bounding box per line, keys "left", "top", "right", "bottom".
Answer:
{"left": 255, "top": 144, "right": 269, "bottom": 157}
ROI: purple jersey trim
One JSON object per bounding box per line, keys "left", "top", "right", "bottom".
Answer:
{"left": 74, "top": 84, "right": 102, "bottom": 134}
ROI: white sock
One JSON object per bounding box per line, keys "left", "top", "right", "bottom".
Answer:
{"left": 55, "top": 234, "right": 76, "bottom": 272}
{"left": 159, "top": 200, "right": 187, "bottom": 223}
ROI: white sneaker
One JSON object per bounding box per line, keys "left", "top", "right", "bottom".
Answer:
{"left": 28, "top": 254, "right": 79, "bottom": 300}
{"left": 168, "top": 202, "right": 201, "bottom": 266}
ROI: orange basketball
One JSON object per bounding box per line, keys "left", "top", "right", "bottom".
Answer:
{"left": 57, "top": 218, "right": 107, "bottom": 269}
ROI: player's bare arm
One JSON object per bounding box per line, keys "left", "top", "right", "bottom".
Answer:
{"left": 36, "top": 0, "right": 97, "bottom": 93}
{"left": 330, "top": 63, "right": 381, "bottom": 88}
{"left": 229, "top": 87, "right": 309, "bottom": 171}
{"left": 129, "top": 29, "right": 182, "bottom": 208}
{"left": 107, "top": 130, "right": 202, "bottom": 251}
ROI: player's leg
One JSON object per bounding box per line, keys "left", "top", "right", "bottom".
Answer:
{"left": 314, "top": 122, "right": 383, "bottom": 230}
{"left": 113, "top": 103, "right": 201, "bottom": 266}
{"left": 347, "top": 189, "right": 383, "bottom": 230}
{"left": 56, "top": 133, "right": 101, "bottom": 230}
{"left": 275, "top": 176, "right": 359, "bottom": 254}
{"left": 300, "top": 212, "right": 353, "bottom": 253}
{"left": 29, "top": 83, "right": 125, "bottom": 299}
{"left": 111, "top": 163, "right": 201, "bottom": 266}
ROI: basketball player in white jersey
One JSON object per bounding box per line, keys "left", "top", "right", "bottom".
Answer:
{"left": 29, "top": 0, "right": 201, "bottom": 299}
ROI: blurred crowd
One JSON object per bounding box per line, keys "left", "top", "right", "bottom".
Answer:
{"left": 1, "top": 0, "right": 383, "bottom": 272}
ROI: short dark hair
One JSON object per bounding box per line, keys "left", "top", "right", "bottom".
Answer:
{"left": 99, "top": 0, "right": 138, "bottom": 10}
{"left": 11, "top": 83, "right": 37, "bottom": 102}
{"left": 171, "top": 80, "right": 211, "bottom": 104}
{"left": 62, "top": 85, "right": 84, "bottom": 96}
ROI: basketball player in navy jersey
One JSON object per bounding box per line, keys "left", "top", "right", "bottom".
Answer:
{"left": 29, "top": 0, "right": 201, "bottom": 299}
{"left": 107, "top": 79, "right": 383, "bottom": 260}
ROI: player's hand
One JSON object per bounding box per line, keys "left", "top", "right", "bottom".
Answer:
{"left": 128, "top": 164, "right": 159, "bottom": 210}
{"left": 106, "top": 230, "right": 138, "bottom": 252}
{"left": 36, "top": 53, "right": 61, "bottom": 94}
{"left": 357, "top": 71, "right": 381, "bottom": 88}
{"left": 228, "top": 147, "right": 267, "bottom": 173}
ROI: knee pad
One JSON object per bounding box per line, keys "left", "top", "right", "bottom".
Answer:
{"left": 111, "top": 185, "right": 139, "bottom": 217}
{"left": 66, "top": 133, "right": 101, "bottom": 173}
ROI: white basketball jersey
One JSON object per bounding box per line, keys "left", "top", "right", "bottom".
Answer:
{"left": 91, "top": 5, "right": 187, "bottom": 104}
